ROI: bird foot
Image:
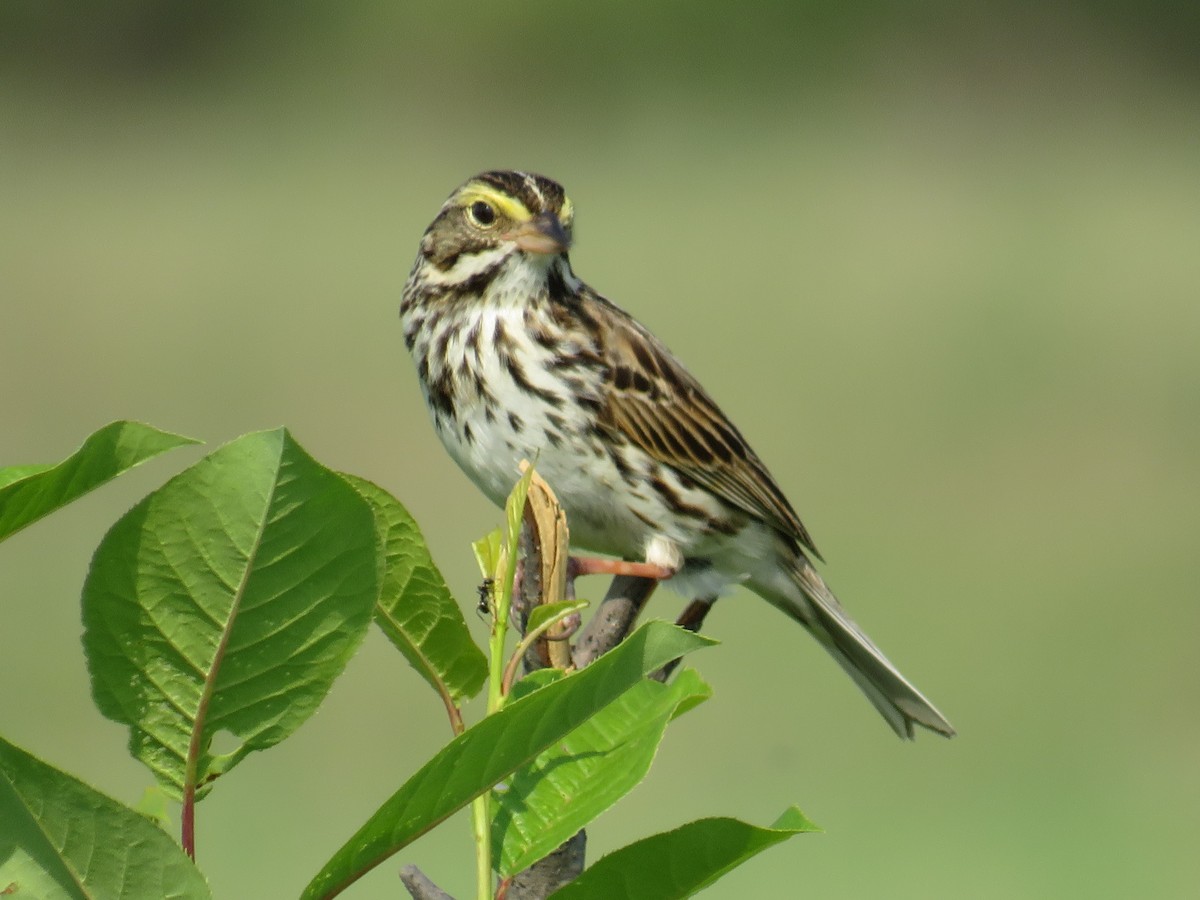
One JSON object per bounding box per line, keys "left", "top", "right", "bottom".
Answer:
{"left": 565, "top": 556, "right": 676, "bottom": 609}
{"left": 566, "top": 556, "right": 677, "bottom": 582}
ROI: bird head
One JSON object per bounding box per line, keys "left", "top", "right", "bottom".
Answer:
{"left": 418, "top": 170, "right": 575, "bottom": 274}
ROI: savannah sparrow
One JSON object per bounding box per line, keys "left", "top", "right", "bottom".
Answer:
{"left": 400, "top": 171, "right": 954, "bottom": 739}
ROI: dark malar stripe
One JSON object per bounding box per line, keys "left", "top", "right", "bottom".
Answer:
{"left": 446, "top": 269, "right": 494, "bottom": 301}
{"left": 440, "top": 261, "right": 505, "bottom": 304}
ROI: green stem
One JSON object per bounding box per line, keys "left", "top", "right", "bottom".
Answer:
{"left": 471, "top": 467, "right": 535, "bottom": 900}
{"left": 475, "top": 529, "right": 521, "bottom": 899}
{"left": 472, "top": 790, "right": 493, "bottom": 900}
{"left": 488, "top": 542, "right": 514, "bottom": 710}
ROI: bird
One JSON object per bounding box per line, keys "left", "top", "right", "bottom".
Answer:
{"left": 399, "top": 170, "right": 954, "bottom": 739}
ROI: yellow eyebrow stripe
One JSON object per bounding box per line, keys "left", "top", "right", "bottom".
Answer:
{"left": 456, "top": 183, "right": 532, "bottom": 222}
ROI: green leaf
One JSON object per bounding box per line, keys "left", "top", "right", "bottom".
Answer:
{"left": 503, "top": 464, "right": 536, "bottom": 561}
{"left": 0, "top": 421, "right": 198, "bottom": 542}
{"left": 472, "top": 529, "right": 501, "bottom": 581}
{"left": 495, "top": 668, "right": 712, "bottom": 878}
{"left": 492, "top": 464, "right": 535, "bottom": 628}
{"left": 342, "top": 474, "right": 487, "bottom": 704}
{"left": 508, "top": 668, "right": 565, "bottom": 699}
{"left": 0, "top": 464, "right": 52, "bottom": 489}
{"left": 549, "top": 806, "right": 820, "bottom": 900}
{"left": 523, "top": 600, "right": 589, "bottom": 639}
{"left": 81, "top": 428, "right": 379, "bottom": 800}
{"left": 0, "top": 734, "right": 211, "bottom": 900}
{"left": 303, "top": 621, "right": 716, "bottom": 900}
{"left": 133, "top": 785, "right": 171, "bottom": 829}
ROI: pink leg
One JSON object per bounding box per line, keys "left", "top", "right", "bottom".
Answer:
{"left": 568, "top": 557, "right": 677, "bottom": 581}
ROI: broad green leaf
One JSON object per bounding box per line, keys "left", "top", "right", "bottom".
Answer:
{"left": 495, "top": 668, "right": 712, "bottom": 878}
{"left": 342, "top": 474, "right": 487, "bottom": 704}
{"left": 303, "top": 621, "right": 716, "bottom": 900}
{"left": 0, "top": 734, "right": 211, "bottom": 900}
{"left": 0, "top": 421, "right": 198, "bottom": 542}
{"left": 0, "top": 464, "right": 52, "bottom": 489}
{"left": 82, "top": 428, "right": 379, "bottom": 800}
{"left": 549, "top": 806, "right": 820, "bottom": 900}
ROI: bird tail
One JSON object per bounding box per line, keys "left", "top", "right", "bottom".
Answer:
{"left": 765, "top": 560, "right": 955, "bottom": 739}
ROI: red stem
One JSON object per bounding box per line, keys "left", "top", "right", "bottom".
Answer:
{"left": 182, "top": 783, "right": 196, "bottom": 859}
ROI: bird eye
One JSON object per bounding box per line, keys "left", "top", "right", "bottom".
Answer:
{"left": 468, "top": 200, "right": 497, "bottom": 227}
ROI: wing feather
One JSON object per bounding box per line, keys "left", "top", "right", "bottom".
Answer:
{"left": 588, "top": 291, "right": 821, "bottom": 559}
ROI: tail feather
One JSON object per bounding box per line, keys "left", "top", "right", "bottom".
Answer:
{"left": 766, "top": 561, "right": 955, "bottom": 740}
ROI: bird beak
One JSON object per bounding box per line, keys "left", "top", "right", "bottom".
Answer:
{"left": 510, "top": 212, "right": 571, "bottom": 255}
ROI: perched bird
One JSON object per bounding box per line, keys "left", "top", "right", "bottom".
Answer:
{"left": 400, "top": 170, "right": 954, "bottom": 739}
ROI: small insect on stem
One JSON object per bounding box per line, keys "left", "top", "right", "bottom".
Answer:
{"left": 476, "top": 577, "right": 494, "bottom": 618}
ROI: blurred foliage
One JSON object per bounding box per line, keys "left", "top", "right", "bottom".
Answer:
{"left": 2, "top": 1, "right": 1199, "bottom": 90}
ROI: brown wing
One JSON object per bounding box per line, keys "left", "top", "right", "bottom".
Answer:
{"left": 588, "top": 292, "right": 822, "bottom": 560}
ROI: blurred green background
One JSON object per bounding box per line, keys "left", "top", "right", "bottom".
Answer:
{"left": 3, "top": 2, "right": 1198, "bottom": 897}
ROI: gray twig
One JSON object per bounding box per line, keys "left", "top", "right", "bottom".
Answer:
{"left": 572, "top": 573, "right": 659, "bottom": 668}
{"left": 502, "top": 830, "right": 588, "bottom": 900}
{"left": 399, "top": 864, "right": 456, "bottom": 900}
